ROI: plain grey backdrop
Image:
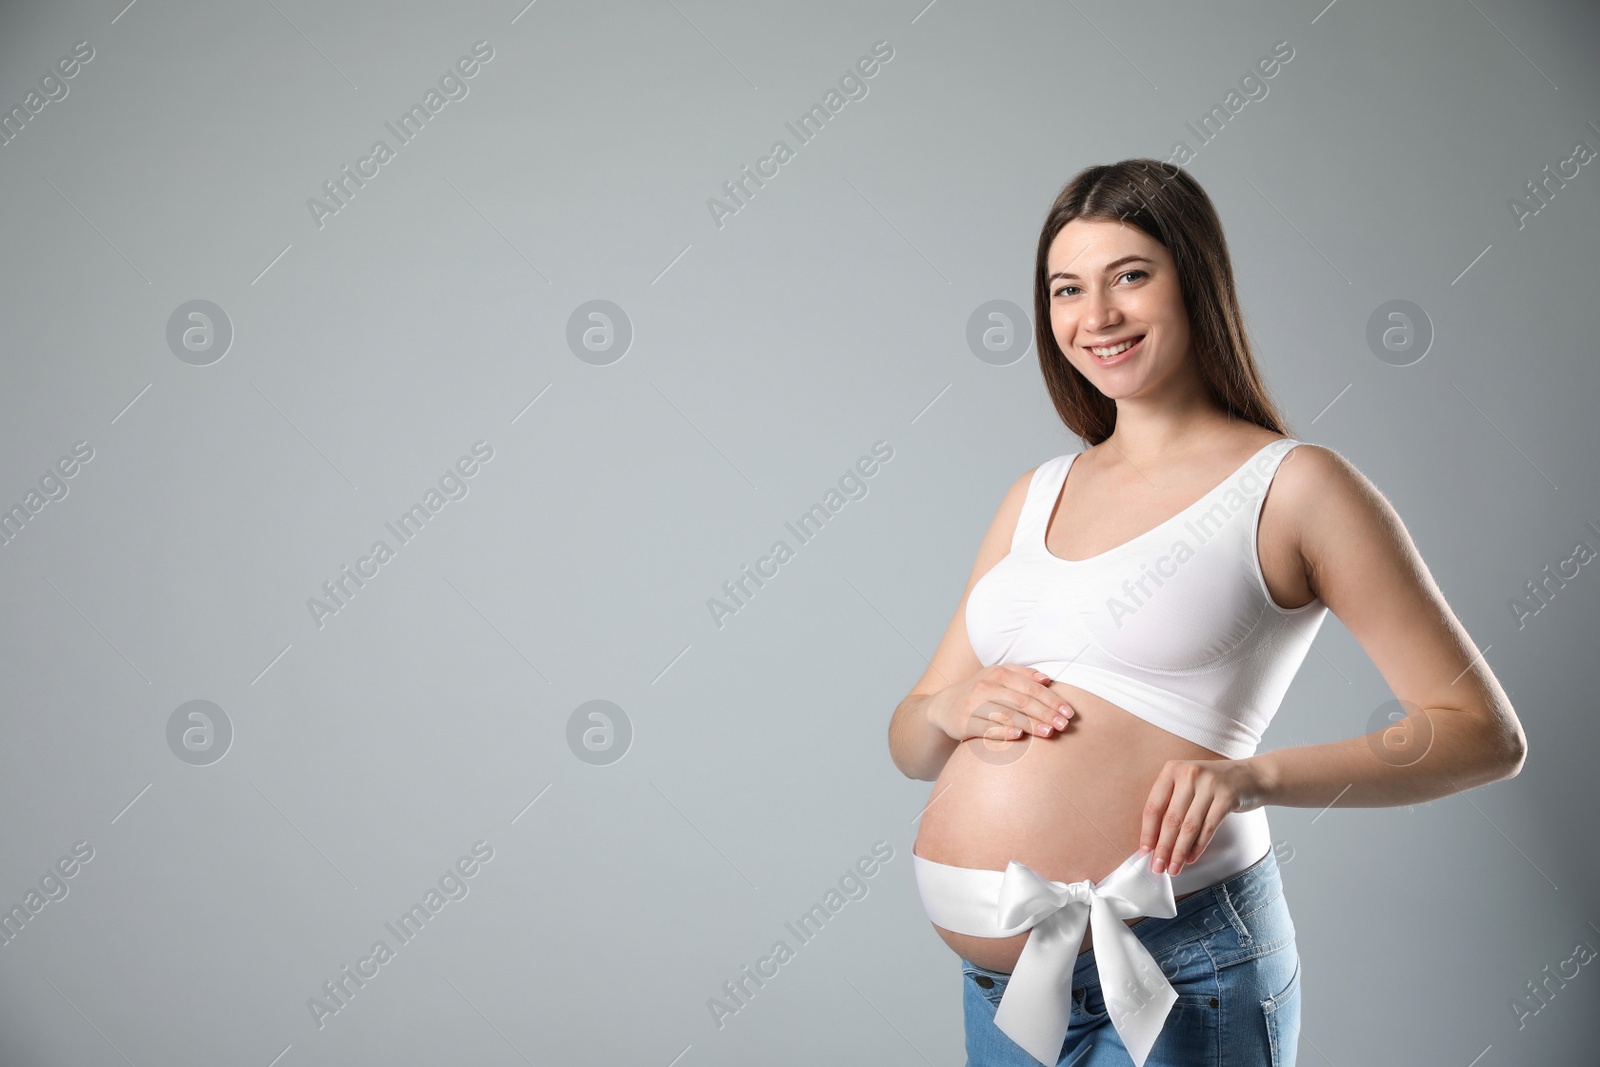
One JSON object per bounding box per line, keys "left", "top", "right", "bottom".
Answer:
{"left": 2, "top": 0, "right": 1597, "bottom": 1064}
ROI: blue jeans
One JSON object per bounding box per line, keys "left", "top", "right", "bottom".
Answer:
{"left": 961, "top": 848, "right": 1300, "bottom": 1066}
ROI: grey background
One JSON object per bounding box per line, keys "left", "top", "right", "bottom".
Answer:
{"left": 1, "top": 0, "right": 1597, "bottom": 1064}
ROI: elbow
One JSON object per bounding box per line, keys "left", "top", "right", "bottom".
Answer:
{"left": 1487, "top": 706, "right": 1528, "bottom": 782}
{"left": 887, "top": 725, "right": 907, "bottom": 780}
{"left": 886, "top": 726, "right": 921, "bottom": 782}
{"left": 887, "top": 744, "right": 937, "bottom": 783}
{"left": 1498, "top": 728, "right": 1528, "bottom": 781}
{"left": 888, "top": 746, "right": 935, "bottom": 782}
{"left": 1447, "top": 703, "right": 1526, "bottom": 789}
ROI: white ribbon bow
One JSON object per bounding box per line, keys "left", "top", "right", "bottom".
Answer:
{"left": 919, "top": 850, "right": 1179, "bottom": 1066}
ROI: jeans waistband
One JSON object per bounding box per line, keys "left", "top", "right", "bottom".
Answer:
{"left": 1072, "top": 844, "right": 1284, "bottom": 980}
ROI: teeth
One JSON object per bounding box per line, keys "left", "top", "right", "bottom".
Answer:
{"left": 1091, "top": 337, "right": 1139, "bottom": 358}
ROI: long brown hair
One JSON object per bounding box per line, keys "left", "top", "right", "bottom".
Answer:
{"left": 1032, "top": 159, "right": 1292, "bottom": 445}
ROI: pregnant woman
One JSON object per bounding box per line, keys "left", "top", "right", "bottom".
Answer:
{"left": 887, "top": 160, "right": 1527, "bottom": 1067}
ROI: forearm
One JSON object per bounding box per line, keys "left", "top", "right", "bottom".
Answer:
{"left": 888, "top": 693, "right": 959, "bottom": 781}
{"left": 1248, "top": 703, "right": 1526, "bottom": 810}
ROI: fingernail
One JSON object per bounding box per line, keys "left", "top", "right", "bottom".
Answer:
{"left": 1054, "top": 716, "right": 1069, "bottom": 729}
{"left": 1151, "top": 856, "right": 1166, "bottom": 874}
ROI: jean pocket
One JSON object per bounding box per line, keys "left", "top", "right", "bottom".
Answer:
{"left": 1262, "top": 952, "right": 1301, "bottom": 1067}
{"left": 962, "top": 962, "right": 1010, "bottom": 1009}
{"left": 1077, "top": 981, "right": 1108, "bottom": 1021}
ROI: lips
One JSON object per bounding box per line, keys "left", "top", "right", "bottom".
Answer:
{"left": 1085, "top": 334, "right": 1145, "bottom": 364}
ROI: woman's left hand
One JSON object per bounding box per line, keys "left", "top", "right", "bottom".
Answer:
{"left": 1140, "top": 759, "right": 1272, "bottom": 877}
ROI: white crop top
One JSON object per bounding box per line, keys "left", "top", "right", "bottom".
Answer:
{"left": 965, "top": 437, "right": 1327, "bottom": 759}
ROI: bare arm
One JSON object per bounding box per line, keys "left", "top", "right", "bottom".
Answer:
{"left": 1142, "top": 445, "right": 1528, "bottom": 876}
{"left": 888, "top": 466, "right": 1074, "bottom": 780}
{"left": 1247, "top": 444, "right": 1525, "bottom": 804}
{"left": 887, "top": 697, "right": 962, "bottom": 783}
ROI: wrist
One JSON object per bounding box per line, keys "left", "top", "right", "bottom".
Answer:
{"left": 1243, "top": 753, "right": 1281, "bottom": 808}
{"left": 918, "top": 693, "right": 960, "bottom": 777}
{"left": 921, "top": 690, "right": 954, "bottom": 741}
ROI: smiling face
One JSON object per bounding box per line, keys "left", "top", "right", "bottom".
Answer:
{"left": 1045, "top": 217, "right": 1197, "bottom": 402}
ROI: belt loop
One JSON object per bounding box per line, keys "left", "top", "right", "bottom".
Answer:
{"left": 1217, "top": 883, "right": 1252, "bottom": 947}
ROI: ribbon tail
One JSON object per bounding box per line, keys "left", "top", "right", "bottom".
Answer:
{"left": 1088, "top": 902, "right": 1178, "bottom": 1067}
{"left": 992, "top": 902, "right": 1089, "bottom": 1065}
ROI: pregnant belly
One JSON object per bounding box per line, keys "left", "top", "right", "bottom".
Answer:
{"left": 912, "top": 680, "right": 1224, "bottom": 974}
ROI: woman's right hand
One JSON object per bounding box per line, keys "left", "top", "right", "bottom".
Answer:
{"left": 925, "top": 664, "right": 1075, "bottom": 744}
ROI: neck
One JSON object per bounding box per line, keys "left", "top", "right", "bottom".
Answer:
{"left": 1099, "top": 400, "right": 1239, "bottom": 468}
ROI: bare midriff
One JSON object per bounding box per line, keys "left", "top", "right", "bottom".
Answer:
{"left": 913, "top": 680, "right": 1226, "bottom": 974}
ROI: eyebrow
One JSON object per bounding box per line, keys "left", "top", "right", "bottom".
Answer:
{"left": 1047, "top": 255, "right": 1154, "bottom": 284}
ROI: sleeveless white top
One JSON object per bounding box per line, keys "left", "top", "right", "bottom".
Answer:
{"left": 964, "top": 437, "right": 1327, "bottom": 760}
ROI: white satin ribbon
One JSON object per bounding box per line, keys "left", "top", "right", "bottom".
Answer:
{"left": 914, "top": 849, "right": 1179, "bottom": 1066}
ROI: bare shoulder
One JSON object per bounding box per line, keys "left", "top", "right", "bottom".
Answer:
{"left": 1269, "top": 442, "right": 1422, "bottom": 605}
{"left": 1266, "top": 440, "right": 1520, "bottom": 742}
{"left": 1272, "top": 442, "right": 1394, "bottom": 526}
{"left": 999, "top": 463, "right": 1042, "bottom": 518}
{"left": 1274, "top": 440, "right": 1360, "bottom": 492}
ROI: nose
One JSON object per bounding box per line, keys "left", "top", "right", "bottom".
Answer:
{"left": 1080, "top": 287, "right": 1119, "bottom": 335}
